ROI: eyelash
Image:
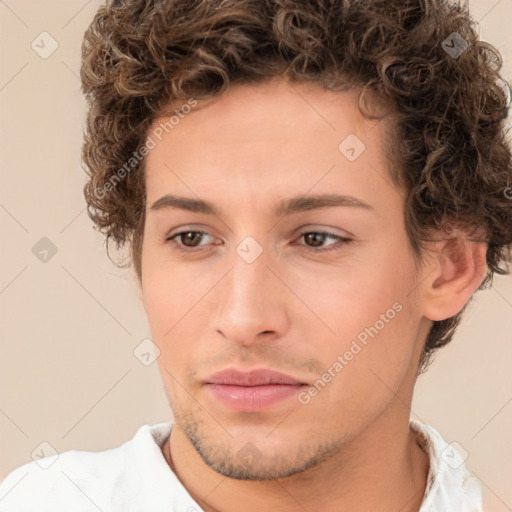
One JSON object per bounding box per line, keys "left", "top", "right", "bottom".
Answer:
{"left": 165, "top": 230, "right": 352, "bottom": 253}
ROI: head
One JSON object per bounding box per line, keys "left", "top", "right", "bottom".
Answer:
{"left": 81, "top": 0, "right": 512, "bottom": 480}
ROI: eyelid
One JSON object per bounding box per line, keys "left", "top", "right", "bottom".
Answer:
{"left": 293, "top": 223, "right": 355, "bottom": 239}
{"left": 165, "top": 224, "right": 218, "bottom": 240}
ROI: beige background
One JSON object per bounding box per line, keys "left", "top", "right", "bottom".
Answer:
{"left": 0, "top": 0, "right": 511, "bottom": 510}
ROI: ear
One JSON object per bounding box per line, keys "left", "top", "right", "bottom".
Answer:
{"left": 421, "top": 236, "right": 487, "bottom": 321}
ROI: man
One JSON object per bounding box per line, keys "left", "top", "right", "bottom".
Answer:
{"left": 1, "top": 0, "right": 511, "bottom": 510}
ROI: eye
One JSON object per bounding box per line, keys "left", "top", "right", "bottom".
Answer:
{"left": 165, "top": 229, "right": 352, "bottom": 253}
{"left": 166, "top": 230, "right": 214, "bottom": 249}
{"left": 297, "top": 231, "right": 352, "bottom": 253}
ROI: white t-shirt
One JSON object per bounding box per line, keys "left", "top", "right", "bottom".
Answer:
{"left": 0, "top": 420, "right": 483, "bottom": 512}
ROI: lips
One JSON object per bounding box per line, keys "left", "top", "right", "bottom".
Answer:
{"left": 203, "top": 368, "right": 307, "bottom": 412}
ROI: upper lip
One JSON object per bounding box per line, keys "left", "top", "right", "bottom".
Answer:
{"left": 203, "top": 368, "right": 306, "bottom": 386}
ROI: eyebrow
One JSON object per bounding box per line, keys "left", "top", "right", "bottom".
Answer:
{"left": 148, "top": 193, "right": 374, "bottom": 216}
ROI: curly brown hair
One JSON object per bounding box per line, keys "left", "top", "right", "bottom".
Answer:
{"left": 80, "top": 0, "right": 512, "bottom": 371}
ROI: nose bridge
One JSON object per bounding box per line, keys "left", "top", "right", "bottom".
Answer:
{"left": 214, "top": 241, "right": 287, "bottom": 343}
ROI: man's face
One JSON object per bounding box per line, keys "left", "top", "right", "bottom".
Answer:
{"left": 141, "top": 77, "right": 430, "bottom": 479}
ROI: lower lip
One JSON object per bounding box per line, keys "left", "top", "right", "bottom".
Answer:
{"left": 204, "top": 383, "right": 305, "bottom": 411}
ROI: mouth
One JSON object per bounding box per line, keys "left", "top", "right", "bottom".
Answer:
{"left": 203, "top": 368, "right": 308, "bottom": 412}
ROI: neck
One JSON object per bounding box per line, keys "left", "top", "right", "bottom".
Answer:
{"left": 162, "top": 407, "right": 429, "bottom": 512}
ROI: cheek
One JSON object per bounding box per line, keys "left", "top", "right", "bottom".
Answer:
{"left": 292, "top": 282, "right": 419, "bottom": 437}
{"left": 291, "top": 238, "right": 421, "bottom": 399}
{"left": 326, "top": 305, "right": 418, "bottom": 432}
{"left": 141, "top": 249, "right": 186, "bottom": 357}
{"left": 141, "top": 248, "right": 226, "bottom": 381}
{"left": 142, "top": 243, "right": 205, "bottom": 332}
{"left": 287, "top": 237, "right": 417, "bottom": 340}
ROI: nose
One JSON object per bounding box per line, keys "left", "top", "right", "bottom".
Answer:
{"left": 214, "top": 245, "right": 290, "bottom": 346}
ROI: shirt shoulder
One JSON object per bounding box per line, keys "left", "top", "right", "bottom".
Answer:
{"left": 0, "top": 422, "right": 202, "bottom": 512}
{"left": 0, "top": 445, "right": 129, "bottom": 512}
{"left": 412, "top": 420, "right": 483, "bottom": 512}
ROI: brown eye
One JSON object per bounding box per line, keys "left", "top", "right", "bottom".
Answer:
{"left": 304, "top": 232, "right": 328, "bottom": 247}
{"left": 180, "top": 231, "right": 204, "bottom": 247}
{"left": 167, "top": 231, "right": 209, "bottom": 248}
{"left": 298, "top": 231, "right": 353, "bottom": 253}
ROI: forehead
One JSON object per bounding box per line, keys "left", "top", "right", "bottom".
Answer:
{"left": 157, "top": 78, "right": 373, "bottom": 141}
{"left": 144, "top": 77, "right": 400, "bottom": 211}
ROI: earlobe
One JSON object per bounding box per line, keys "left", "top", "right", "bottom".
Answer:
{"left": 422, "top": 237, "right": 487, "bottom": 321}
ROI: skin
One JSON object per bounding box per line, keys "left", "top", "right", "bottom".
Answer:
{"left": 140, "top": 76, "right": 486, "bottom": 512}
